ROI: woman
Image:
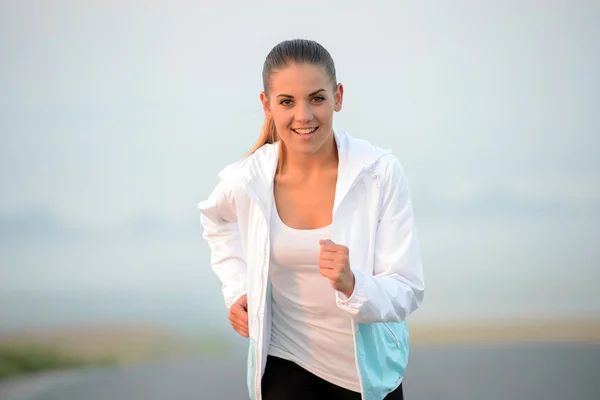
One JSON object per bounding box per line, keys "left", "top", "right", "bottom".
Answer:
{"left": 198, "top": 39, "right": 425, "bottom": 400}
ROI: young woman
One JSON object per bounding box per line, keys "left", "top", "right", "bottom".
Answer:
{"left": 198, "top": 39, "right": 425, "bottom": 400}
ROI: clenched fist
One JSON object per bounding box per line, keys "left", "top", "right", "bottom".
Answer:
{"left": 318, "top": 239, "right": 356, "bottom": 298}
{"left": 228, "top": 295, "right": 249, "bottom": 338}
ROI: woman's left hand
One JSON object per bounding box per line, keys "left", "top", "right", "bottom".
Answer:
{"left": 318, "top": 239, "right": 356, "bottom": 298}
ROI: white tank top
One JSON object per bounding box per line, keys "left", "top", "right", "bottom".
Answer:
{"left": 268, "top": 203, "right": 360, "bottom": 392}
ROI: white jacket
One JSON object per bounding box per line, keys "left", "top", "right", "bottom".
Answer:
{"left": 198, "top": 129, "right": 424, "bottom": 400}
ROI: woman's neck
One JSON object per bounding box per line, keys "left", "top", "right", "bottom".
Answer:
{"left": 279, "top": 135, "right": 338, "bottom": 177}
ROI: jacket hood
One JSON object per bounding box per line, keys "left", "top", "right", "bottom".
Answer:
{"left": 216, "top": 129, "right": 392, "bottom": 212}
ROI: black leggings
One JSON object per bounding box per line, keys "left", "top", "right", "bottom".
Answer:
{"left": 262, "top": 355, "right": 404, "bottom": 400}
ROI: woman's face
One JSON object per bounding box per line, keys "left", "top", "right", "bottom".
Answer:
{"left": 261, "top": 63, "right": 343, "bottom": 156}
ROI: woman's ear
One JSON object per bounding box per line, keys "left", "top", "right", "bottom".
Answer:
{"left": 334, "top": 83, "right": 344, "bottom": 112}
{"left": 260, "top": 92, "right": 271, "bottom": 117}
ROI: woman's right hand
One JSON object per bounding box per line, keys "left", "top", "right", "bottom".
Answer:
{"left": 228, "top": 295, "right": 249, "bottom": 337}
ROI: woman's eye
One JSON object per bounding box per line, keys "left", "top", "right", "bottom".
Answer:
{"left": 280, "top": 99, "right": 293, "bottom": 106}
{"left": 312, "top": 96, "right": 326, "bottom": 103}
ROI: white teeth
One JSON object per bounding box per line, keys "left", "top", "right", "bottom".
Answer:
{"left": 293, "top": 127, "right": 317, "bottom": 134}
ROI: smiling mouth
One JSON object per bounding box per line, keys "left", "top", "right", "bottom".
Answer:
{"left": 292, "top": 127, "right": 318, "bottom": 135}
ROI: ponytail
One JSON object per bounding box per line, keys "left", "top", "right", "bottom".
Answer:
{"left": 247, "top": 116, "right": 277, "bottom": 156}
{"left": 246, "top": 115, "right": 284, "bottom": 183}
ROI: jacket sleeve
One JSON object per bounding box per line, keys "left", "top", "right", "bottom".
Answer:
{"left": 198, "top": 180, "right": 247, "bottom": 310}
{"left": 336, "top": 156, "right": 425, "bottom": 323}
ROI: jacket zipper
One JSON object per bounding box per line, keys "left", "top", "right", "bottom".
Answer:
{"left": 332, "top": 167, "right": 368, "bottom": 398}
{"left": 332, "top": 167, "right": 365, "bottom": 218}
{"left": 244, "top": 184, "right": 271, "bottom": 400}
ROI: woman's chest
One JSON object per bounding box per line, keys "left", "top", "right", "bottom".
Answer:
{"left": 273, "top": 176, "right": 337, "bottom": 230}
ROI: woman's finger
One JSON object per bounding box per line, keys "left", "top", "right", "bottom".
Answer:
{"left": 232, "top": 307, "right": 248, "bottom": 323}
{"left": 230, "top": 315, "right": 247, "bottom": 330}
{"left": 230, "top": 318, "right": 248, "bottom": 337}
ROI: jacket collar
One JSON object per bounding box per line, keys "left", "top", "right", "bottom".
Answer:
{"left": 218, "top": 129, "right": 390, "bottom": 212}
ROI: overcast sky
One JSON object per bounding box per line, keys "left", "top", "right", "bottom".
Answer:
{"left": 1, "top": 0, "right": 598, "bottom": 331}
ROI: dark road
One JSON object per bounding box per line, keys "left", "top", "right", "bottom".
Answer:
{"left": 1, "top": 343, "right": 599, "bottom": 400}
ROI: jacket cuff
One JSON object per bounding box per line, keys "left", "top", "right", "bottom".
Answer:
{"left": 335, "top": 269, "right": 367, "bottom": 316}
{"left": 225, "top": 289, "right": 246, "bottom": 310}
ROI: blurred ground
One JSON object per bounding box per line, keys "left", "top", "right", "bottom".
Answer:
{"left": 1, "top": 319, "right": 599, "bottom": 400}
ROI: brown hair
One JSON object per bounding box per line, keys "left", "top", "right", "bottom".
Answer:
{"left": 247, "top": 39, "right": 337, "bottom": 155}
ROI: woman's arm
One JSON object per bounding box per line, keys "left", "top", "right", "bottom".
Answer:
{"left": 336, "top": 155, "right": 425, "bottom": 323}
{"left": 198, "top": 180, "right": 247, "bottom": 310}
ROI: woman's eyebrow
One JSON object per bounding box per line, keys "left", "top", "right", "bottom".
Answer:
{"left": 276, "top": 88, "right": 326, "bottom": 99}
